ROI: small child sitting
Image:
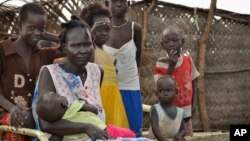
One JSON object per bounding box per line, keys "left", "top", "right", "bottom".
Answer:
{"left": 149, "top": 75, "right": 185, "bottom": 141}
{"left": 36, "top": 92, "right": 135, "bottom": 140}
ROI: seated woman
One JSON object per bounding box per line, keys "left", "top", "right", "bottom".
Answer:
{"left": 32, "top": 16, "right": 108, "bottom": 140}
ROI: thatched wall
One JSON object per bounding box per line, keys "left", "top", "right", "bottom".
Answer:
{"left": 0, "top": 0, "right": 104, "bottom": 38}
{"left": 128, "top": 1, "right": 250, "bottom": 131}
{"left": 1, "top": 0, "right": 250, "bottom": 131}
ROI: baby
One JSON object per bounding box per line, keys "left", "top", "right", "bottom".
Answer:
{"left": 36, "top": 92, "right": 135, "bottom": 140}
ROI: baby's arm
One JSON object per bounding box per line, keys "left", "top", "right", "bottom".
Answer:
{"left": 79, "top": 99, "right": 98, "bottom": 115}
{"left": 150, "top": 106, "right": 165, "bottom": 141}
{"left": 174, "top": 119, "right": 185, "bottom": 141}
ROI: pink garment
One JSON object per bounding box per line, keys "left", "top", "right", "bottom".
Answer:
{"left": 107, "top": 124, "right": 136, "bottom": 139}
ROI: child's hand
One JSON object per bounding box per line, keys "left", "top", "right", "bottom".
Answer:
{"left": 81, "top": 103, "right": 98, "bottom": 115}
{"left": 169, "top": 49, "right": 179, "bottom": 63}
{"left": 167, "top": 50, "right": 179, "bottom": 75}
{"left": 10, "top": 106, "right": 34, "bottom": 128}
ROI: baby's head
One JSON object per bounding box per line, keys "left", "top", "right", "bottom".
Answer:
{"left": 156, "top": 75, "right": 178, "bottom": 104}
{"left": 37, "top": 92, "right": 68, "bottom": 122}
{"left": 161, "top": 26, "right": 184, "bottom": 57}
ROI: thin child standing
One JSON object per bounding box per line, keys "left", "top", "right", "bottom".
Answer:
{"left": 153, "top": 26, "right": 200, "bottom": 136}
{"left": 80, "top": 3, "right": 129, "bottom": 128}
{"left": 149, "top": 75, "right": 185, "bottom": 141}
{"left": 103, "top": 0, "right": 143, "bottom": 136}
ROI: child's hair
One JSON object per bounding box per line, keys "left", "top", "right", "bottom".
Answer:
{"left": 59, "top": 15, "right": 91, "bottom": 49}
{"left": 156, "top": 75, "right": 177, "bottom": 88}
{"left": 19, "top": 3, "right": 46, "bottom": 23}
{"left": 80, "top": 3, "right": 112, "bottom": 27}
{"left": 162, "top": 26, "right": 183, "bottom": 39}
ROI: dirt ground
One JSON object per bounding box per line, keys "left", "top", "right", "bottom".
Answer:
{"left": 143, "top": 131, "right": 229, "bottom": 141}
{"left": 189, "top": 133, "right": 229, "bottom": 141}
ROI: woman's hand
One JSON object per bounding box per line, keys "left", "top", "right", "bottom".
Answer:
{"left": 85, "top": 124, "right": 109, "bottom": 140}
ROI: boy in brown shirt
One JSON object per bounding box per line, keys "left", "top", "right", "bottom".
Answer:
{"left": 0, "top": 3, "right": 61, "bottom": 140}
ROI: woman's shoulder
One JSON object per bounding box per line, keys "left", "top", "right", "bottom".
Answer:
{"left": 43, "top": 64, "right": 59, "bottom": 70}
{"left": 40, "top": 64, "right": 56, "bottom": 70}
{"left": 86, "top": 62, "right": 99, "bottom": 67}
{"left": 86, "top": 62, "right": 102, "bottom": 74}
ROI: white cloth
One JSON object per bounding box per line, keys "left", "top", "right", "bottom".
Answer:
{"left": 103, "top": 22, "right": 140, "bottom": 90}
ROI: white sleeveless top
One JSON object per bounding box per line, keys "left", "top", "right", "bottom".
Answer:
{"left": 44, "top": 63, "right": 105, "bottom": 121}
{"left": 149, "top": 104, "right": 184, "bottom": 139}
{"left": 103, "top": 22, "right": 140, "bottom": 90}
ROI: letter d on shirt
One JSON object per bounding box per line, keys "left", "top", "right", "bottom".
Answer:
{"left": 14, "top": 74, "right": 25, "bottom": 88}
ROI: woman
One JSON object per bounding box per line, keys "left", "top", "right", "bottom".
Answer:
{"left": 32, "top": 17, "right": 108, "bottom": 140}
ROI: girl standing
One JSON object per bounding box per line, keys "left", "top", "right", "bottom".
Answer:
{"left": 103, "top": 0, "right": 143, "bottom": 137}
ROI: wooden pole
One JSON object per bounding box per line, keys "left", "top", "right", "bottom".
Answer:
{"left": 197, "top": 0, "right": 217, "bottom": 132}
{"left": 142, "top": 0, "right": 156, "bottom": 48}
{"left": 139, "top": 0, "right": 156, "bottom": 75}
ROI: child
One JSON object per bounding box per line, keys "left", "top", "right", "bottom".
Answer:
{"left": 149, "top": 75, "right": 185, "bottom": 141}
{"left": 36, "top": 92, "right": 135, "bottom": 140}
{"left": 153, "top": 26, "right": 200, "bottom": 136}
{"left": 0, "top": 3, "right": 62, "bottom": 141}
{"left": 103, "top": 0, "right": 143, "bottom": 136}
{"left": 80, "top": 3, "right": 129, "bottom": 128}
